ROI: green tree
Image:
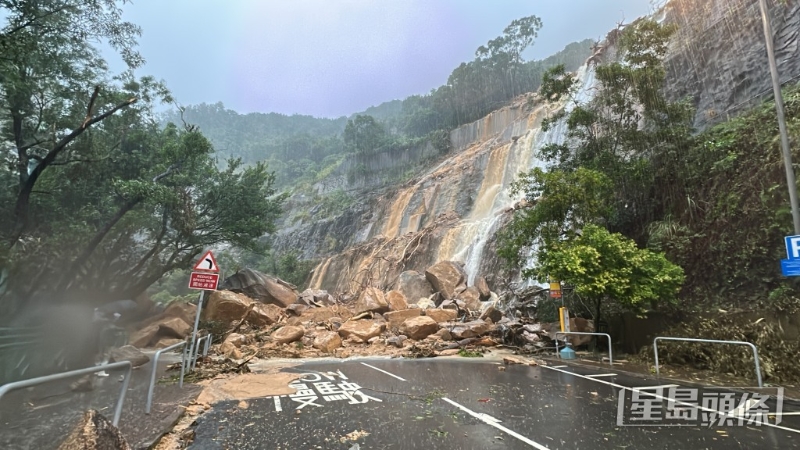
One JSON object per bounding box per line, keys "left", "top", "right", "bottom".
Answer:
{"left": 534, "top": 224, "right": 684, "bottom": 325}
{"left": 343, "top": 115, "right": 386, "bottom": 154}
{"left": 0, "top": 1, "right": 286, "bottom": 315}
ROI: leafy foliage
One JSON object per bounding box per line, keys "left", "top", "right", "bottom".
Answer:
{"left": 0, "top": 1, "right": 285, "bottom": 315}
{"left": 503, "top": 15, "right": 800, "bottom": 316}
{"left": 533, "top": 225, "right": 684, "bottom": 321}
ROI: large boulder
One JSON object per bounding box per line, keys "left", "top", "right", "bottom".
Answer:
{"left": 338, "top": 320, "right": 385, "bottom": 342}
{"left": 447, "top": 320, "right": 493, "bottom": 339}
{"left": 158, "top": 317, "right": 192, "bottom": 338}
{"left": 384, "top": 309, "right": 422, "bottom": 331}
{"left": 299, "top": 289, "right": 335, "bottom": 307}
{"left": 399, "top": 316, "right": 439, "bottom": 340}
{"left": 272, "top": 326, "right": 305, "bottom": 344}
{"left": 425, "top": 308, "right": 457, "bottom": 323}
{"left": 354, "top": 287, "right": 389, "bottom": 315}
{"left": 397, "top": 271, "right": 434, "bottom": 304}
{"left": 203, "top": 290, "right": 253, "bottom": 323}
{"left": 58, "top": 410, "right": 131, "bottom": 450}
{"left": 220, "top": 268, "right": 299, "bottom": 307}
{"left": 108, "top": 345, "right": 150, "bottom": 368}
{"left": 474, "top": 277, "right": 491, "bottom": 300}
{"left": 130, "top": 323, "right": 160, "bottom": 348}
{"left": 457, "top": 287, "right": 482, "bottom": 312}
{"left": 424, "top": 261, "right": 466, "bottom": 300}
{"left": 479, "top": 305, "right": 503, "bottom": 324}
{"left": 247, "top": 303, "right": 283, "bottom": 327}
{"left": 132, "top": 302, "right": 197, "bottom": 333}
{"left": 313, "top": 332, "right": 342, "bottom": 353}
{"left": 385, "top": 290, "right": 408, "bottom": 311}
{"left": 153, "top": 337, "right": 183, "bottom": 349}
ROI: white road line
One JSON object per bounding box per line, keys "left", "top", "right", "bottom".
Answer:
{"left": 360, "top": 362, "right": 407, "bottom": 381}
{"left": 585, "top": 373, "right": 617, "bottom": 378}
{"left": 442, "top": 397, "right": 550, "bottom": 450}
{"left": 541, "top": 365, "right": 800, "bottom": 435}
{"left": 273, "top": 395, "right": 282, "bottom": 412}
{"left": 551, "top": 365, "right": 568, "bottom": 368}
{"left": 632, "top": 384, "right": 680, "bottom": 391}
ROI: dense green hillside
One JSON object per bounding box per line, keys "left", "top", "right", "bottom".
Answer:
{"left": 163, "top": 31, "right": 594, "bottom": 190}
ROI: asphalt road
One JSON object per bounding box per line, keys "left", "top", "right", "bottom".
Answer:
{"left": 190, "top": 357, "right": 800, "bottom": 450}
{"left": 0, "top": 352, "right": 201, "bottom": 450}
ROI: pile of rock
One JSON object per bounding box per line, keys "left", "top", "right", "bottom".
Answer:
{"left": 125, "top": 263, "right": 514, "bottom": 365}
{"left": 187, "top": 262, "right": 507, "bottom": 362}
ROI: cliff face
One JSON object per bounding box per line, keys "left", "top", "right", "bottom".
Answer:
{"left": 662, "top": 0, "right": 800, "bottom": 129}
{"left": 273, "top": 0, "right": 800, "bottom": 295}
{"left": 273, "top": 67, "right": 598, "bottom": 294}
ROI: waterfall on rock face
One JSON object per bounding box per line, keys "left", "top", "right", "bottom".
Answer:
{"left": 440, "top": 65, "right": 598, "bottom": 286}
{"left": 309, "top": 257, "right": 333, "bottom": 289}
{"left": 381, "top": 187, "right": 417, "bottom": 239}
{"left": 518, "top": 65, "right": 598, "bottom": 286}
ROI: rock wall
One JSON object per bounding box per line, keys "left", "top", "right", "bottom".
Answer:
{"left": 663, "top": 0, "right": 800, "bottom": 129}
{"left": 275, "top": 0, "right": 800, "bottom": 296}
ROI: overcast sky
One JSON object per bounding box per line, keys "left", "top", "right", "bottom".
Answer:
{"left": 109, "top": 0, "right": 654, "bottom": 118}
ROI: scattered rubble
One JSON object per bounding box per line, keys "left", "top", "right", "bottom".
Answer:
{"left": 125, "top": 263, "right": 605, "bottom": 379}
{"left": 58, "top": 410, "right": 131, "bottom": 450}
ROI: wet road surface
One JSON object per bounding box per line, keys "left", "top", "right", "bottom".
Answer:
{"left": 0, "top": 353, "right": 200, "bottom": 450}
{"left": 191, "top": 357, "right": 800, "bottom": 450}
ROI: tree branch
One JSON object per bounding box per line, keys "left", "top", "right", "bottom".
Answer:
{"left": 8, "top": 93, "right": 138, "bottom": 248}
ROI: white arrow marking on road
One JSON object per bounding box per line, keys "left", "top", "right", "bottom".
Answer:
{"left": 442, "top": 397, "right": 550, "bottom": 449}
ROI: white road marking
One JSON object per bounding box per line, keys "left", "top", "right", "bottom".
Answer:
{"left": 585, "top": 373, "right": 617, "bottom": 378}
{"left": 273, "top": 395, "right": 282, "bottom": 412}
{"left": 541, "top": 365, "right": 800, "bottom": 435}
{"left": 442, "top": 397, "right": 550, "bottom": 449}
{"left": 551, "top": 365, "right": 568, "bottom": 368}
{"left": 360, "top": 362, "right": 407, "bottom": 381}
{"left": 770, "top": 412, "right": 800, "bottom": 416}
{"left": 632, "top": 384, "right": 680, "bottom": 391}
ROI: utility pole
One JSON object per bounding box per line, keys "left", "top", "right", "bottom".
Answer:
{"left": 758, "top": 0, "right": 800, "bottom": 235}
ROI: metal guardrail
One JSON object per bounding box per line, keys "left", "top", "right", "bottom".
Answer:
{"left": 554, "top": 332, "right": 613, "bottom": 365}
{"left": 145, "top": 341, "right": 188, "bottom": 414}
{"left": 190, "top": 335, "right": 212, "bottom": 371}
{"left": 653, "top": 337, "right": 763, "bottom": 387}
{"left": 0, "top": 361, "right": 132, "bottom": 426}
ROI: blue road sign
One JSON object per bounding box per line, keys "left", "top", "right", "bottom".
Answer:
{"left": 781, "top": 259, "right": 800, "bottom": 277}
{"left": 786, "top": 235, "right": 800, "bottom": 260}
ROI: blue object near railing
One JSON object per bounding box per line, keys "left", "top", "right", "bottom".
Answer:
{"left": 554, "top": 332, "right": 613, "bottom": 365}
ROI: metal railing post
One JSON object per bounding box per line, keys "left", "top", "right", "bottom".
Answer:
{"left": 653, "top": 337, "right": 763, "bottom": 387}
{"left": 203, "top": 334, "right": 212, "bottom": 356}
{"left": 179, "top": 344, "right": 187, "bottom": 388}
{"left": 146, "top": 341, "right": 187, "bottom": 414}
{"left": 191, "top": 336, "right": 207, "bottom": 371}
{"left": 0, "top": 361, "right": 132, "bottom": 426}
{"left": 554, "top": 332, "right": 613, "bottom": 365}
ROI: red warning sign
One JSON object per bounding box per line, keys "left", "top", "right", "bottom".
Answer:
{"left": 189, "top": 272, "right": 219, "bottom": 291}
{"left": 193, "top": 250, "right": 219, "bottom": 272}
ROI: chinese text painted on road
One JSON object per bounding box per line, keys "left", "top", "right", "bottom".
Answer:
{"left": 265, "top": 370, "right": 382, "bottom": 412}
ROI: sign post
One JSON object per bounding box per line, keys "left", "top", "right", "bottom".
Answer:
{"left": 187, "top": 250, "right": 221, "bottom": 369}
{"left": 782, "top": 236, "right": 800, "bottom": 277}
